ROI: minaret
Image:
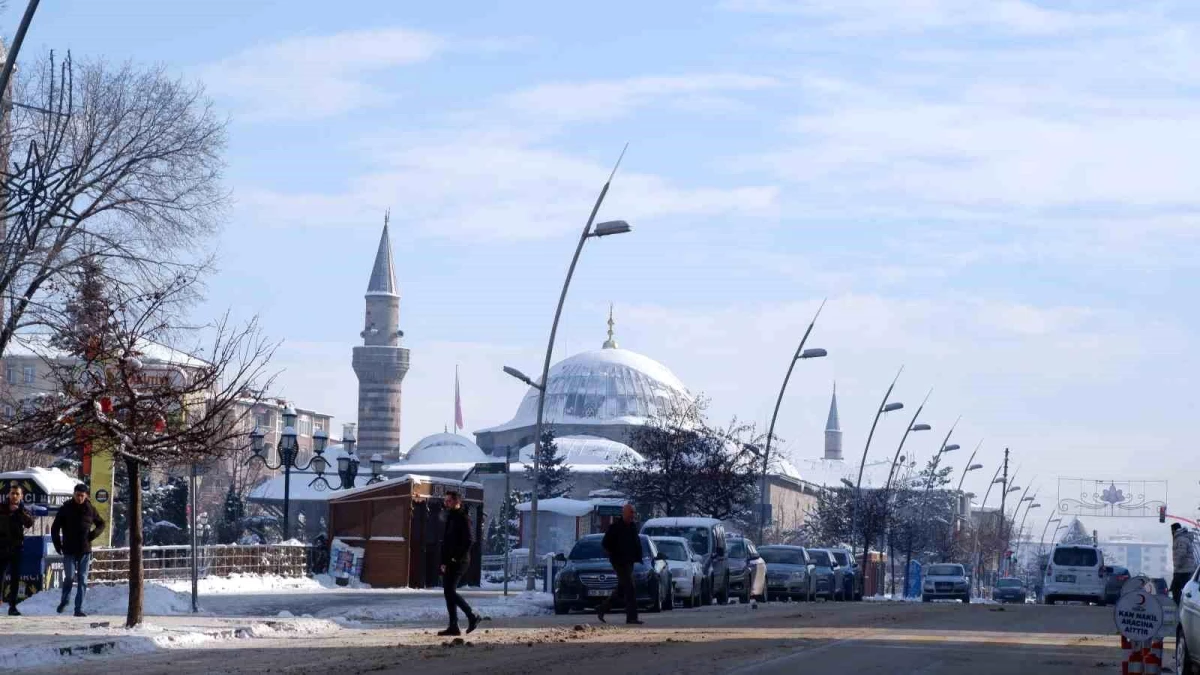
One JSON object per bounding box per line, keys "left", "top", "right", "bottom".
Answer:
{"left": 352, "top": 212, "right": 410, "bottom": 462}
{"left": 602, "top": 303, "right": 618, "bottom": 349}
{"left": 824, "top": 382, "right": 843, "bottom": 460}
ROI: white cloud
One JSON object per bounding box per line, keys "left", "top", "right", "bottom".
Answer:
{"left": 203, "top": 28, "right": 446, "bottom": 120}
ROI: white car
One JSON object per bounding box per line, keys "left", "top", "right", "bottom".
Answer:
{"left": 651, "top": 536, "right": 704, "bottom": 608}
{"left": 1043, "top": 544, "right": 1106, "bottom": 605}
{"left": 1177, "top": 568, "right": 1200, "bottom": 674}
{"left": 922, "top": 563, "right": 971, "bottom": 603}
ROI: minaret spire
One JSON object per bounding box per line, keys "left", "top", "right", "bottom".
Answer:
{"left": 602, "top": 303, "right": 618, "bottom": 349}
{"left": 824, "top": 381, "right": 843, "bottom": 460}
{"left": 366, "top": 210, "right": 397, "bottom": 296}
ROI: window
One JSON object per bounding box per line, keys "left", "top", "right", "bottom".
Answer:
{"left": 1053, "top": 547, "right": 1098, "bottom": 567}
{"left": 2, "top": 404, "right": 12, "bottom": 419}
{"left": 298, "top": 416, "right": 313, "bottom": 437}
{"left": 254, "top": 413, "right": 270, "bottom": 430}
{"left": 4, "top": 365, "right": 14, "bottom": 384}
{"left": 760, "top": 548, "right": 805, "bottom": 565}
{"left": 655, "top": 539, "right": 690, "bottom": 562}
{"left": 22, "top": 366, "right": 34, "bottom": 384}
{"left": 927, "top": 564, "right": 965, "bottom": 577}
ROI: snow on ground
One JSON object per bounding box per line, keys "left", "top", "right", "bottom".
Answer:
{"left": 159, "top": 573, "right": 328, "bottom": 594}
{"left": 329, "top": 591, "right": 553, "bottom": 626}
{"left": 863, "top": 594, "right": 998, "bottom": 604}
{"left": 20, "top": 582, "right": 194, "bottom": 616}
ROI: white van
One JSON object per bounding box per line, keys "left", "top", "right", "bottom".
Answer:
{"left": 1043, "top": 544, "right": 1107, "bottom": 605}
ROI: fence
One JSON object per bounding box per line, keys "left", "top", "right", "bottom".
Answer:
{"left": 44, "top": 544, "right": 312, "bottom": 589}
{"left": 480, "top": 551, "right": 531, "bottom": 582}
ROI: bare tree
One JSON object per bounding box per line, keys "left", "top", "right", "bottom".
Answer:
{"left": 0, "top": 265, "right": 275, "bottom": 627}
{"left": 0, "top": 51, "right": 226, "bottom": 358}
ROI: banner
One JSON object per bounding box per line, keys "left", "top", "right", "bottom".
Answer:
{"left": 330, "top": 538, "right": 365, "bottom": 585}
{"left": 87, "top": 440, "right": 115, "bottom": 547}
{"left": 1057, "top": 478, "right": 1167, "bottom": 518}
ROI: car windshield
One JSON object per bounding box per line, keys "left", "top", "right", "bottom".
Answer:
{"left": 997, "top": 579, "right": 1022, "bottom": 588}
{"left": 728, "top": 539, "right": 749, "bottom": 559}
{"left": 760, "top": 548, "right": 805, "bottom": 565}
{"left": 927, "top": 564, "right": 964, "bottom": 577}
{"left": 642, "top": 526, "right": 710, "bottom": 555}
{"left": 809, "top": 550, "right": 832, "bottom": 566}
{"left": 569, "top": 538, "right": 607, "bottom": 560}
{"left": 831, "top": 551, "right": 850, "bottom": 566}
{"left": 1053, "top": 547, "right": 1098, "bottom": 567}
{"left": 656, "top": 540, "right": 689, "bottom": 562}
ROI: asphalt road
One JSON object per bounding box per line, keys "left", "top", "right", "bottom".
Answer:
{"left": 23, "top": 600, "right": 1134, "bottom": 674}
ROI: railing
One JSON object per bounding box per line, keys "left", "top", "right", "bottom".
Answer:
{"left": 481, "top": 551, "right": 530, "bottom": 582}
{"left": 44, "top": 544, "right": 312, "bottom": 589}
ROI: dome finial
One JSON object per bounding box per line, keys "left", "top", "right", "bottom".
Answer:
{"left": 603, "top": 303, "right": 618, "bottom": 349}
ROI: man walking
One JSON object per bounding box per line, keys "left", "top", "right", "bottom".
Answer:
{"left": 0, "top": 484, "right": 34, "bottom": 616}
{"left": 597, "top": 503, "right": 644, "bottom": 625}
{"left": 439, "top": 490, "right": 479, "bottom": 637}
{"left": 1171, "top": 522, "right": 1197, "bottom": 605}
{"left": 52, "top": 484, "right": 106, "bottom": 617}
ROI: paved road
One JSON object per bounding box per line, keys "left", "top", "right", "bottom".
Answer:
{"left": 23, "top": 600, "right": 1136, "bottom": 674}
{"left": 198, "top": 589, "right": 510, "bottom": 619}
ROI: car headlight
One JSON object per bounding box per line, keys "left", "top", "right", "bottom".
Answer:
{"left": 790, "top": 572, "right": 806, "bottom": 581}
{"left": 923, "top": 580, "right": 934, "bottom": 589}
{"left": 556, "top": 570, "right": 576, "bottom": 587}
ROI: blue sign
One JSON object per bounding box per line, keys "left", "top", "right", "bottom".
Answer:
{"left": 905, "top": 560, "right": 923, "bottom": 598}
{"left": 0, "top": 536, "right": 48, "bottom": 602}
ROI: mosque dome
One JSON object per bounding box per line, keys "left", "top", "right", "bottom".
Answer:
{"left": 516, "top": 435, "right": 644, "bottom": 467}
{"left": 402, "top": 433, "right": 489, "bottom": 464}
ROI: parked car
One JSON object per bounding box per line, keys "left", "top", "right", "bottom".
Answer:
{"left": 1043, "top": 544, "right": 1106, "bottom": 606}
{"left": 651, "top": 536, "right": 704, "bottom": 608}
{"left": 992, "top": 577, "right": 1027, "bottom": 604}
{"left": 759, "top": 545, "right": 815, "bottom": 601}
{"left": 726, "top": 535, "right": 767, "bottom": 604}
{"left": 829, "top": 547, "right": 861, "bottom": 601}
{"left": 1176, "top": 568, "right": 1200, "bottom": 674}
{"left": 641, "top": 517, "right": 730, "bottom": 605}
{"left": 922, "top": 563, "right": 971, "bottom": 603}
{"left": 1102, "top": 565, "right": 1131, "bottom": 605}
{"left": 805, "top": 548, "right": 839, "bottom": 600}
{"left": 553, "top": 534, "right": 673, "bottom": 615}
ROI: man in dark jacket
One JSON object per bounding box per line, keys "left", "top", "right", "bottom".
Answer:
{"left": 597, "top": 503, "right": 644, "bottom": 625}
{"left": 0, "top": 483, "right": 34, "bottom": 616}
{"left": 439, "top": 490, "right": 479, "bottom": 636}
{"left": 52, "top": 484, "right": 106, "bottom": 617}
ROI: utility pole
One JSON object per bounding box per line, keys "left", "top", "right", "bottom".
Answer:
{"left": 998, "top": 448, "right": 1010, "bottom": 580}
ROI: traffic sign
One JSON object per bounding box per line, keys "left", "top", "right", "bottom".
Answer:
{"left": 1114, "top": 590, "right": 1166, "bottom": 643}
{"left": 473, "top": 462, "right": 508, "bottom": 475}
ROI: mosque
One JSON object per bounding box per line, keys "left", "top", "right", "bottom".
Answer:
{"left": 251, "top": 220, "right": 824, "bottom": 549}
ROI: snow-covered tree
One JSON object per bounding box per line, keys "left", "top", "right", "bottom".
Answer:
{"left": 524, "top": 430, "right": 573, "bottom": 499}
{"left": 486, "top": 489, "right": 521, "bottom": 555}
{"left": 216, "top": 484, "right": 245, "bottom": 544}
{"left": 1060, "top": 518, "right": 1093, "bottom": 546}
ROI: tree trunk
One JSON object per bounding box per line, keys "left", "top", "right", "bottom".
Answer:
{"left": 125, "top": 457, "right": 144, "bottom": 628}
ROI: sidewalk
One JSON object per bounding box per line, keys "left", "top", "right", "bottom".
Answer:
{"left": 0, "top": 614, "right": 340, "bottom": 670}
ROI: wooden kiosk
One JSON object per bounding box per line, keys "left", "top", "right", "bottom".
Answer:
{"left": 326, "top": 475, "right": 484, "bottom": 588}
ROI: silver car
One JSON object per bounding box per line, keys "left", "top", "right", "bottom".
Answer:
{"left": 651, "top": 536, "right": 704, "bottom": 608}
{"left": 1177, "top": 567, "right": 1200, "bottom": 674}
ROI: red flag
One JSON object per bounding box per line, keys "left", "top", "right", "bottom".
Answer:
{"left": 454, "top": 366, "right": 464, "bottom": 430}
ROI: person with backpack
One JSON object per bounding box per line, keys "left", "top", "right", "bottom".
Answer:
{"left": 1171, "top": 522, "right": 1198, "bottom": 605}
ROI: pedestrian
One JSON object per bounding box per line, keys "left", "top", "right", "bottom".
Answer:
{"left": 1171, "top": 522, "right": 1197, "bottom": 605}
{"left": 438, "top": 490, "right": 479, "bottom": 637}
{"left": 0, "top": 484, "right": 34, "bottom": 616}
{"left": 51, "top": 483, "right": 106, "bottom": 618}
{"left": 597, "top": 503, "right": 644, "bottom": 625}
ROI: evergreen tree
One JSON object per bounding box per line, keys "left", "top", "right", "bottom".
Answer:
{"left": 486, "top": 489, "right": 521, "bottom": 555}
{"left": 143, "top": 477, "right": 189, "bottom": 545}
{"left": 524, "top": 430, "right": 574, "bottom": 499}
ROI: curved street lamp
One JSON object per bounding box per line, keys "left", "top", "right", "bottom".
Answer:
{"left": 758, "top": 300, "right": 828, "bottom": 544}
{"left": 247, "top": 405, "right": 328, "bottom": 541}
{"left": 507, "top": 147, "right": 633, "bottom": 590}
{"left": 852, "top": 366, "right": 905, "bottom": 595}
{"left": 879, "top": 389, "right": 932, "bottom": 594}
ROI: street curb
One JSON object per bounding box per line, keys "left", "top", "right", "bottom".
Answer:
{"left": 0, "top": 624, "right": 263, "bottom": 669}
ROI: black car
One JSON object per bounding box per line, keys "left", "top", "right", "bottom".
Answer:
{"left": 1103, "top": 566, "right": 1131, "bottom": 605}
{"left": 725, "top": 536, "right": 765, "bottom": 604}
{"left": 553, "top": 534, "right": 673, "bottom": 615}
{"left": 805, "top": 548, "right": 839, "bottom": 600}
{"left": 992, "top": 577, "right": 1027, "bottom": 604}
{"left": 829, "top": 548, "right": 858, "bottom": 601}
{"left": 1152, "top": 577, "right": 1169, "bottom": 596}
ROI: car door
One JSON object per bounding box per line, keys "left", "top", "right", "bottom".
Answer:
{"left": 1184, "top": 568, "right": 1200, "bottom": 657}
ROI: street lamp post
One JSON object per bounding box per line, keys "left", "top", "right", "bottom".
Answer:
{"left": 507, "top": 147, "right": 632, "bottom": 590}
{"left": 879, "top": 389, "right": 932, "bottom": 595}
{"left": 909, "top": 421, "right": 960, "bottom": 588}
{"left": 971, "top": 464, "right": 1005, "bottom": 595}
{"left": 852, "top": 367, "right": 905, "bottom": 597}
{"left": 758, "top": 300, "right": 827, "bottom": 544}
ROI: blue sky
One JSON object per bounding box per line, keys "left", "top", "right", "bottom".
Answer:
{"left": 8, "top": 0, "right": 1199, "bottom": 537}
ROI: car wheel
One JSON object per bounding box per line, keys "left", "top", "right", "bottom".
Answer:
{"left": 663, "top": 584, "right": 674, "bottom": 611}
{"left": 648, "top": 578, "right": 663, "bottom": 613}
{"left": 702, "top": 576, "right": 713, "bottom": 606}
{"left": 554, "top": 602, "right": 570, "bottom": 615}
{"left": 922, "top": 594, "right": 931, "bottom": 603}
{"left": 718, "top": 574, "right": 730, "bottom": 605}
{"left": 742, "top": 580, "right": 752, "bottom": 605}
{"left": 1044, "top": 595, "right": 1055, "bottom": 605}
{"left": 961, "top": 594, "right": 970, "bottom": 604}
{"left": 1179, "top": 625, "right": 1199, "bottom": 675}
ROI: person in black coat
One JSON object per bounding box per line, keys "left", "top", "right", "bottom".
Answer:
{"left": 597, "top": 503, "right": 644, "bottom": 625}
{"left": 0, "top": 483, "right": 34, "bottom": 616}
{"left": 439, "top": 490, "right": 479, "bottom": 636}
{"left": 51, "top": 484, "right": 106, "bottom": 617}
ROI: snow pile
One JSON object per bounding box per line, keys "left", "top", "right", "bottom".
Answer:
{"left": 160, "top": 573, "right": 325, "bottom": 595}
{"left": 20, "top": 583, "right": 193, "bottom": 616}
{"left": 313, "top": 572, "right": 373, "bottom": 589}
{"left": 242, "top": 618, "right": 340, "bottom": 638}
{"left": 331, "top": 591, "right": 553, "bottom": 626}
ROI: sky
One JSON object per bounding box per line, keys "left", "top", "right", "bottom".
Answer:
{"left": 6, "top": 0, "right": 1198, "bottom": 541}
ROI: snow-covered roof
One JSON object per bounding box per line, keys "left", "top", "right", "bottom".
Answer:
{"left": 401, "top": 433, "right": 488, "bottom": 465}
{"left": 0, "top": 467, "right": 78, "bottom": 495}
{"left": 5, "top": 334, "right": 210, "bottom": 370}
{"left": 516, "top": 497, "right": 593, "bottom": 517}
{"left": 248, "top": 443, "right": 377, "bottom": 502}
{"left": 516, "top": 435, "right": 642, "bottom": 467}
{"left": 477, "top": 347, "right": 692, "bottom": 434}
{"left": 329, "top": 474, "right": 482, "bottom": 502}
